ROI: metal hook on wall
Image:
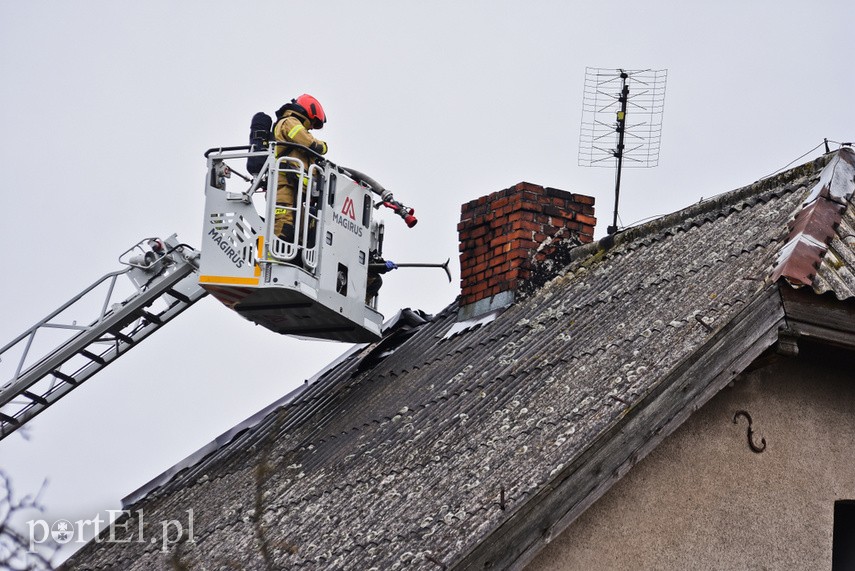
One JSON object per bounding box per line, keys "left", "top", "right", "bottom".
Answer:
{"left": 733, "top": 410, "right": 766, "bottom": 453}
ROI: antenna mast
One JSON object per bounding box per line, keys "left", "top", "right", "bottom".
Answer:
{"left": 578, "top": 68, "right": 667, "bottom": 235}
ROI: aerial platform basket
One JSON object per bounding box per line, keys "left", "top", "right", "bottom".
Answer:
{"left": 200, "top": 143, "right": 396, "bottom": 343}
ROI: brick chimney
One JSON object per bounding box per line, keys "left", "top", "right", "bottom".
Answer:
{"left": 457, "top": 182, "right": 595, "bottom": 318}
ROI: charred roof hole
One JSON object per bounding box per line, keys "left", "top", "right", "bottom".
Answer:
{"left": 355, "top": 309, "right": 431, "bottom": 372}
{"left": 457, "top": 182, "right": 595, "bottom": 320}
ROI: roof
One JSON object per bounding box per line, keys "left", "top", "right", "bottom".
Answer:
{"left": 64, "top": 148, "right": 855, "bottom": 571}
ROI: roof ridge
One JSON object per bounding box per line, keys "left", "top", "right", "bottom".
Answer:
{"left": 566, "top": 152, "right": 832, "bottom": 267}
{"left": 770, "top": 147, "right": 855, "bottom": 287}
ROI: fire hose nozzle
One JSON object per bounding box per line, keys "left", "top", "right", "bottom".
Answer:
{"left": 383, "top": 200, "right": 418, "bottom": 228}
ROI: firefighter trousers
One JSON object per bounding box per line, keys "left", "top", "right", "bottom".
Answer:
{"left": 274, "top": 173, "right": 297, "bottom": 237}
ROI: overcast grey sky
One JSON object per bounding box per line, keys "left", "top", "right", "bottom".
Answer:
{"left": 1, "top": 0, "right": 852, "bottom": 563}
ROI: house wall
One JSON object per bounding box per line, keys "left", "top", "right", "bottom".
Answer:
{"left": 527, "top": 344, "right": 855, "bottom": 570}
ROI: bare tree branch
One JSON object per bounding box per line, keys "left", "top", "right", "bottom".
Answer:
{"left": 0, "top": 469, "right": 56, "bottom": 570}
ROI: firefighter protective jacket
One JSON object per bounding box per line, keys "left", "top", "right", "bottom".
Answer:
{"left": 273, "top": 109, "right": 328, "bottom": 175}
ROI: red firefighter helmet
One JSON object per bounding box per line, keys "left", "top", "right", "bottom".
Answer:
{"left": 294, "top": 94, "right": 326, "bottom": 129}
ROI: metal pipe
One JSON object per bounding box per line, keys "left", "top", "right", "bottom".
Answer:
{"left": 370, "top": 259, "right": 451, "bottom": 282}
{"left": 609, "top": 71, "right": 629, "bottom": 235}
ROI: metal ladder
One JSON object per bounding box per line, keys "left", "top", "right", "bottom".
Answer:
{"left": 0, "top": 235, "right": 207, "bottom": 441}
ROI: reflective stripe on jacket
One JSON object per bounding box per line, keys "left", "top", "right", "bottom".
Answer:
{"left": 273, "top": 110, "right": 327, "bottom": 177}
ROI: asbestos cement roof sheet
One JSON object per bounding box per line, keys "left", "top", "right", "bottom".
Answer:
{"left": 65, "top": 150, "right": 855, "bottom": 571}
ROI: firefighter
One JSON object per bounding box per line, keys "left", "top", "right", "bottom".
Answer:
{"left": 273, "top": 94, "right": 328, "bottom": 242}
{"left": 366, "top": 251, "right": 397, "bottom": 304}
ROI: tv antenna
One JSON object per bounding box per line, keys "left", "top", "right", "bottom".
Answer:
{"left": 578, "top": 68, "right": 667, "bottom": 234}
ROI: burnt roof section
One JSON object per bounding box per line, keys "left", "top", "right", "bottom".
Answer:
{"left": 65, "top": 150, "right": 855, "bottom": 571}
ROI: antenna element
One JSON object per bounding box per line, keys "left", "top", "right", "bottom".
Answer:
{"left": 578, "top": 68, "right": 667, "bottom": 234}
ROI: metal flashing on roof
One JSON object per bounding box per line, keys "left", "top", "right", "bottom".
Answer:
{"left": 458, "top": 289, "right": 515, "bottom": 320}
{"left": 443, "top": 308, "right": 503, "bottom": 340}
{"left": 803, "top": 147, "right": 855, "bottom": 204}
{"left": 771, "top": 148, "right": 855, "bottom": 289}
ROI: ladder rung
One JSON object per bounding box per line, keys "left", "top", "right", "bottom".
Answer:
{"left": 0, "top": 413, "right": 20, "bottom": 425}
{"left": 52, "top": 370, "right": 79, "bottom": 385}
{"left": 112, "top": 331, "right": 136, "bottom": 345}
{"left": 22, "top": 391, "right": 48, "bottom": 406}
{"left": 166, "top": 288, "right": 192, "bottom": 304}
{"left": 79, "top": 349, "right": 106, "bottom": 365}
{"left": 138, "top": 310, "right": 163, "bottom": 325}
